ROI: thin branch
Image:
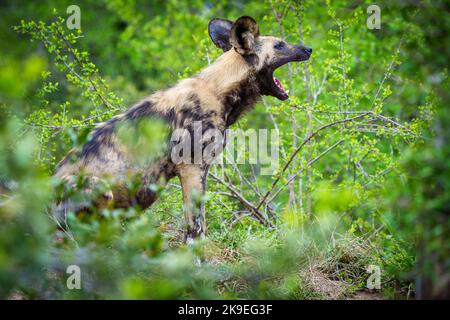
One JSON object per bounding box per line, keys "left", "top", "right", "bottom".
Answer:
{"left": 209, "top": 172, "right": 274, "bottom": 228}
{"left": 256, "top": 112, "right": 371, "bottom": 210}
{"left": 313, "top": 70, "right": 328, "bottom": 105}
{"left": 56, "top": 28, "right": 121, "bottom": 111}
{"left": 25, "top": 122, "right": 98, "bottom": 130}
{"left": 267, "top": 139, "right": 344, "bottom": 203}
{"left": 370, "top": 36, "right": 404, "bottom": 110}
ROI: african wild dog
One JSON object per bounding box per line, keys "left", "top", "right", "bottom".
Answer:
{"left": 54, "top": 16, "right": 312, "bottom": 242}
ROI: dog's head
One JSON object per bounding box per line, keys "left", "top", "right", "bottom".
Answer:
{"left": 208, "top": 16, "right": 312, "bottom": 100}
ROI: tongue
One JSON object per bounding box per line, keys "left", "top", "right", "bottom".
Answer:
{"left": 273, "top": 76, "right": 286, "bottom": 93}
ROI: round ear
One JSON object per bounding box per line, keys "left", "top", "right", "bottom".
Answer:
{"left": 229, "top": 16, "right": 260, "bottom": 55}
{"left": 208, "top": 18, "right": 233, "bottom": 52}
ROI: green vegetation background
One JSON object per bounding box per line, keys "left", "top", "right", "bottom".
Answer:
{"left": 0, "top": 0, "right": 448, "bottom": 299}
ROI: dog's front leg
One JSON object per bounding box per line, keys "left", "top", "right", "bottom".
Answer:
{"left": 177, "top": 163, "right": 208, "bottom": 244}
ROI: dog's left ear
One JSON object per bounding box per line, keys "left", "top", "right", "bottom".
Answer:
{"left": 208, "top": 18, "right": 233, "bottom": 52}
{"left": 230, "top": 16, "right": 259, "bottom": 55}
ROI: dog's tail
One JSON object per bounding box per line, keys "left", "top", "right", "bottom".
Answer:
{"left": 51, "top": 198, "right": 92, "bottom": 230}
{"left": 51, "top": 175, "right": 115, "bottom": 229}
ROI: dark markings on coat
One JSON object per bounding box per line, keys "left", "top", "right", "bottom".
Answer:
{"left": 222, "top": 75, "right": 261, "bottom": 126}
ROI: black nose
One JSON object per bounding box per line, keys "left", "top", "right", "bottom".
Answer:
{"left": 303, "top": 46, "right": 312, "bottom": 54}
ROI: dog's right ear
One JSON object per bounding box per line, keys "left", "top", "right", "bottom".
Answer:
{"left": 208, "top": 18, "right": 233, "bottom": 52}
{"left": 229, "top": 16, "right": 259, "bottom": 55}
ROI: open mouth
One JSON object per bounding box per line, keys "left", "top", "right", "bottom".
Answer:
{"left": 264, "top": 48, "right": 312, "bottom": 101}
{"left": 272, "top": 75, "right": 288, "bottom": 100}
{"left": 265, "top": 64, "right": 294, "bottom": 101}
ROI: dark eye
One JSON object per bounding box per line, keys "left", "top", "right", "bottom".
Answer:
{"left": 274, "top": 41, "right": 285, "bottom": 50}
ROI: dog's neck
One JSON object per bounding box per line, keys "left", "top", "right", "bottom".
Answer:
{"left": 220, "top": 74, "right": 261, "bottom": 126}
{"left": 199, "top": 50, "right": 250, "bottom": 93}
{"left": 198, "top": 50, "right": 261, "bottom": 126}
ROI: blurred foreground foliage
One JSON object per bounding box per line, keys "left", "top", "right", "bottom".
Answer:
{"left": 0, "top": 0, "right": 448, "bottom": 299}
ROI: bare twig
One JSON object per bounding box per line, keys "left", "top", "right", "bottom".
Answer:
{"left": 256, "top": 112, "right": 371, "bottom": 210}
{"left": 209, "top": 172, "right": 274, "bottom": 228}
{"left": 370, "top": 36, "right": 404, "bottom": 110}
{"left": 267, "top": 139, "right": 344, "bottom": 203}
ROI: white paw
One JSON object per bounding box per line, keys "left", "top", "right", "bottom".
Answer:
{"left": 186, "top": 237, "right": 195, "bottom": 246}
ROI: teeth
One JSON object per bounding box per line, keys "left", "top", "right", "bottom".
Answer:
{"left": 273, "top": 76, "right": 286, "bottom": 93}
{"left": 275, "top": 80, "right": 282, "bottom": 89}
